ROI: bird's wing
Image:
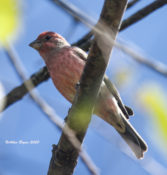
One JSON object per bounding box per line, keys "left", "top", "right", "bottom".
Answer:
{"left": 72, "top": 46, "right": 88, "bottom": 62}
{"left": 72, "top": 46, "right": 133, "bottom": 118}
{"left": 104, "top": 75, "right": 133, "bottom": 119}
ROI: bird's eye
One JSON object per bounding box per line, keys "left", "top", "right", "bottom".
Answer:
{"left": 45, "top": 35, "right": 52, "bottom": 41}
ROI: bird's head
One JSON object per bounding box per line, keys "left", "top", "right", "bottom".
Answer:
{"left": 29, "top": 31, "right": 70, "bottom": 53}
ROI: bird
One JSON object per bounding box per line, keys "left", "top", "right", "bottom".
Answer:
{"left": 29, "top": 31, "right": 147, "bottom": 159}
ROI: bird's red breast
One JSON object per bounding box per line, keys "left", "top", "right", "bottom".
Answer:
{"left": 44, "top": 47, "right": 85, "bottom": 102}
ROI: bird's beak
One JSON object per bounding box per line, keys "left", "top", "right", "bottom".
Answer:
{"left": 29, "top": 39, "right": 42, "bottom": 50}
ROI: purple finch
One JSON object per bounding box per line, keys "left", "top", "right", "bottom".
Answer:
{"left": 29, "top": 31, "right": 147, "bottom": 158}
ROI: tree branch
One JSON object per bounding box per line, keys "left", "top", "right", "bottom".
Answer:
{"left": 115, "top": 39, "right": 167, "bottom": 77}
{"left": 47, "top": 0, "right": 128, "bottom": 174}
{"left": 0, "top": 66, "right": 49, "bottom": 112}
{"left": 51, "top": 0, "right": 95, "bottom": 27}
{"left": 127, "top": 0, "right": 140, "bottom": 9}
{"left": 121, "top": 0, "right": 167, "bottom": 30}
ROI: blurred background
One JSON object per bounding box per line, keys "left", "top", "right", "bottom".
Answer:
{"left": 0, "top": 0, "right": 167, "bottom": 174}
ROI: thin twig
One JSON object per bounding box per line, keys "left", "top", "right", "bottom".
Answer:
{"left": 116, "top": 39, "right": 167, "bottom": 77}
{"left": 127, "top": 0, "right": 140, "bottom": 9}
{"left": 0, "top": 66, "right": 49, "bottom": 112}
{"left": 51, "top": 0, "right": 96, "bottom": 27}
{"left": 0, "top": 66, "right": 48, "bottom": 112}
{"left": 121, "top": 0, "right": 167, "bottom": 30}
{"left": 4, "top": 44, "right": 99, "bottom": 175}
{"left": 72, "top": 31, "right": 92, "bottom": 47}
{"left": 64, "top": 18, "right": 79, "bottom": 41}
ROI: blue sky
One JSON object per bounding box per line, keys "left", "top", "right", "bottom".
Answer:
{"left": 0, "top": 0, "right": 167, "bottom": 174}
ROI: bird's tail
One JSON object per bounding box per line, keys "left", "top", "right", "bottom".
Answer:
{"left": 116, "top": 113, "right": 147, "bottom": 159}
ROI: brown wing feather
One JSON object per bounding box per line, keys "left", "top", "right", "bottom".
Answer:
{"left": 104, "top": 75, "right": 133, "bottom": 119}
{"left": 72, "top": 46, "right": 133, "bottom": 119}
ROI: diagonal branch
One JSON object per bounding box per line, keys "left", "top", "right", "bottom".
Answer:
{"left": 47, "top": 0, "right": 128, "bottom": 174}
{"left": 127, "top": 0, "right": 140, "bottom": 9}
{"left": 0, "top": 66, "right": 49, "bottom": 112}
{"left": 51, "top": 0, "right": 95, "bottom": 27}
{"left": 116, "top": 39, "right": 167, "bottom": 77}
{"left": 121, "top": 0, "right": 167, "bottom": 30}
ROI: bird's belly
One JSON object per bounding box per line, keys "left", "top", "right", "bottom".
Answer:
{"left": 49, "top": 55, "right": 85, "bottom": 102}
